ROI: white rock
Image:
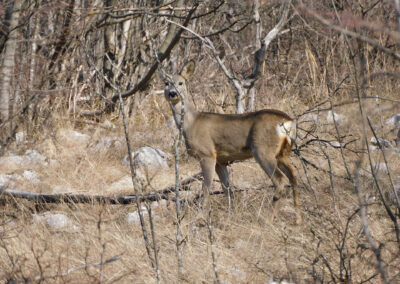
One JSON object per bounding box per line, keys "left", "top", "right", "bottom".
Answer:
{"left": 123, "top": 146, "right": 170, "bottom": 170}
{"left": 59, "top": 129, "right": 91, "bottom": 145}
{"left": 326, "top": 111, "right": 347, "bottom": 124}
{"left": 305, "top": 113, "right": 320, "bottom": 122}
{"left": 0, "top": 155, "right": 24, "bottom": 168}
{"left": 23, "top": 170, "right": 40, "bottom": 184}
{"left": 23, "top": 150, "right": 48, "bottom": 166}
{"left": 109, "top": 176, "right": 133, "bottom": 190}
{"left": 69, "top": 130, "right": 90, "bottom": 142}
{"left": 33, "top": 213, "right": 76, "bottom": 231}
{"left": 46, "top": 214, "right": 69, "bottom": 229}
{"left": 89, "top": 136, "right": 122, "bottom": 152}
{"left": 370, "top": 137, "right": 391, "bottom": 148}
{"left": 229, "top": 267, "right": 246, "bottom": 281}
{"left": 150, "top": 200, "right": 168, "bottom": 209}
{"left": 15, "top": 132, "right": 25, "bottom": 143}
{"left": 375, "top": 163, "right": 389, "bottom": 173}
{"left": 0, "top": 150, "right": 48, "bottom": 171}
{"left": 126, "top": 211, "right": 148, "bottom": 224}
{"left": 0, "top": 174, "right": 16, "bottom": 189}
{"left": 387, "top": 114, "right": 400, "bottom": 127}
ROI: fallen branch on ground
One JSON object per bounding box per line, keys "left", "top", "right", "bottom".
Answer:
{"left": 0, "top": 172, "right": 282, "bottom": 205}
{"left": 0, "top": 172, "right": 202, "bottom": 204}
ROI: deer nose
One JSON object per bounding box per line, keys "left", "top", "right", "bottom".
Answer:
{"left": 168, "top": 91, "right": 177, "bottom": 98}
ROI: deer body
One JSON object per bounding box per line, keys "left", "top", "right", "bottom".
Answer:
{"left": 164, "top": 61, "right": 301, "bottom": 224}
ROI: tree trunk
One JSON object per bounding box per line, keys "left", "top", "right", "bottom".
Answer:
{"left": 0, "top": 0, "right": 22, "bottom": 126}
{"left": 103, "top": 0, "right": 117, "bottom": 106}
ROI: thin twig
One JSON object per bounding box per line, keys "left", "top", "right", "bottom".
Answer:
{"left": 320, "top": 146, "right": 343, "bottom": 227}
{"left": 165, "top": 18, "right": 246, "bottom": 113}
{"left": 366, "top": 117, "right": 400, "bottom": 246}
{"left": 337, "top": 5, "right": 390, "bottom": 278}
{"left": 207, "top": 208, "right": 221, "bottom": 284}
{"left": 118, "top": 91, "right": 158, "bottom": 277}
{"left": 300, "top": 6, "right": 400, "bottom": 61}
{"left": 31, "top": 256, "right": 121, "bottom": 281}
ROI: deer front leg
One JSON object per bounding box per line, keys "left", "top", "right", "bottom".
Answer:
{"left": 215, "top": 163, "right": 233, "bottom": 210}
{"left": 199, "top": 156, "right": 216, "bottom": 209}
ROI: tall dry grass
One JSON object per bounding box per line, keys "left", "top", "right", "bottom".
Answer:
{"left": 1, "top": 1, "right": 400, "bottom": 282}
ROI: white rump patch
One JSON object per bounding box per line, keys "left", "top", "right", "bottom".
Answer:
{"left": 276, "top": 121, "right": 295, "bottom": 143}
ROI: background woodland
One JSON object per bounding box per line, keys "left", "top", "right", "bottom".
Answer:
{"left": 0, "top": 0, "right": 400, "bottom": 283}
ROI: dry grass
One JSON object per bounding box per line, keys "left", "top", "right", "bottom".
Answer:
{"left": 1, "top": 93, "right": 399, "bottom": 283}
{"left": 2, "top": 1, "right": 400, "bottom": 282}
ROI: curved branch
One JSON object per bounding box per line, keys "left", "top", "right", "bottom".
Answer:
{"left": 110, "top": 4, "right": 198, "bottom": 103}
{"left": 300, "top": 6, "right": 400, "bottom": 61}
{"left": 182, "top": 18, "right": 252, "bottom": 39}
{"left": 78, "top": 3, "right": 198, "bottom": 117}
{"left": 247, "top": 0, "right": 291, "bottom": 81}
{"left": 112, "top": 4, "right": 198, "bottom": 102}
{"left": 0, "top": 172, "right": 202, "bottom": 204}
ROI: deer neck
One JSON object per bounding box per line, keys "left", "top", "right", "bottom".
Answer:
{"left": 170, "top": 97, "right": 198, "bottom": 133}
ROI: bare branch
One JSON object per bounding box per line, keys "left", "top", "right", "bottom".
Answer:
{"left": 78, "top": 3, "right": 199, "bottom": 117}
{"left": 366, "top": 116, "right": 400, "bottom": 245}
{"left": 300, "top": 6, "right": 400, "bottom": 61}
{"left": 110, "top": 4, "right": 198, "bottom": 103}
{"left": 182, "top": 19, "right": 252, "bottom": 40}
{"left": 0, "top": 172, "right": 202, "bottom": 204}
{"left": 207, "top": 209, "right": 221, "bottom": 284}
{"left": 165, "top": 18, "right": 246, "bottom": 113}
{"left": 31, "top": 256, "right": 121, "bottom": 282}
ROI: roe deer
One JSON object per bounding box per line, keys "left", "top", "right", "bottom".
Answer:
{"left": 164, "top": 61, "right": 301, "bottom": 224}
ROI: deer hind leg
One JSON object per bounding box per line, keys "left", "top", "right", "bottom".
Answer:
{"left": 199, "top": 156, "right": 216, "bottom": 209}
{"left": 276, "top": 137, "right": 302, "bottom": 225}
{"left": 215, "top": 163, "right": 233, "bottom": 210}
{"left": 277, "top": 155, "right": 302, "bottom": 225}
{"left": 251, "top": 147, "right": 285, "bottom": 223}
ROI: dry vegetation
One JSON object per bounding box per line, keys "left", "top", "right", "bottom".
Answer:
{"left": 1, "top": 0, "right": 400, "bottom": 283}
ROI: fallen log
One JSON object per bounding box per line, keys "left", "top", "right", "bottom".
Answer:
{"left": 0, "top": 172, "right": 275, "bottom": 205}
{"left": 0, "top": 172, "right": 203, "bottom": 204}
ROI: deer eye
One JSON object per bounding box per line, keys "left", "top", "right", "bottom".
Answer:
{"left": 178, "top": 82, "right": 183, "bottom": 86}
{"left": 164, "top": 81, "right": 169, "bottom": 86}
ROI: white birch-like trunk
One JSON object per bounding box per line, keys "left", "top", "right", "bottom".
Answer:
{"left": 0, "top": 1, "right": 22, "bottom": 123}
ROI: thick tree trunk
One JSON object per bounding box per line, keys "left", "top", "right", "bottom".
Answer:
{"left": 103, "top": 0, "right": 117, "bottom": 106}
{"left": 0, "top": 0, "right": 21, "bottom": 125}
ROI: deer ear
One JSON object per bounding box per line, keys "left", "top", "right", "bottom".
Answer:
{"left": 180, "top": 60, "right": 195, "bottom": 79}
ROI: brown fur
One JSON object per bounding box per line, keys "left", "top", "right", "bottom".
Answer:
{"left": 164, "top": 61, "right": 301, "bottom": 224}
